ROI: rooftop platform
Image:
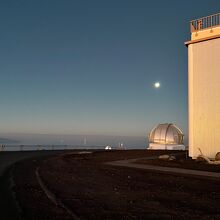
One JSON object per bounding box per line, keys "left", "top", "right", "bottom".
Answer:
{"left": 185, "top": 12, "right": 220, "bottom": 45}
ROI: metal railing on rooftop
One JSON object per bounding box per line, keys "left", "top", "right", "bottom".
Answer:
{"left": 190, "top": 13, "right": 220, "bottom": 32}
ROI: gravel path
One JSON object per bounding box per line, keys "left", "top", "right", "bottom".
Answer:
{"left": 107, "top": 157, "right": 220, "bottom": 180}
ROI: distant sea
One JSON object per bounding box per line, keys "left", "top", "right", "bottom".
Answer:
{"left": 0, "top": 134, "right": 148, "bottom": 151}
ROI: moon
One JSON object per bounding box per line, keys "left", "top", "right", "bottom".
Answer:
{"left": 154, "top": 82, "right": 161, "bottom": 88}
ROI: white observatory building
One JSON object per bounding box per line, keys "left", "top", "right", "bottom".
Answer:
{"left": 185, "top": 13, "right": 220, "bottom": 159}
{"left": 148, "top": 123, "right": 185, "bottom": 150}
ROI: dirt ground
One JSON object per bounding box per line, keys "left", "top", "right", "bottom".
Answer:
{"left": 13, "top": 150, "right": 220, "bottom": 220}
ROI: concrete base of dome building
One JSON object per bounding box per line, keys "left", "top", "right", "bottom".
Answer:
{"left": 148, "top": 143, "right": 186, "bottom": 150}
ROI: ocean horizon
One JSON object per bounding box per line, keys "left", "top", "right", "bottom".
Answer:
{"left": 0, "top": 133, "right": 150, "bottom": 151}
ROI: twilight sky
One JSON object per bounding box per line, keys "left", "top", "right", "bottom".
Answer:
{"left": 0, "top": 0, "right": 219, "bottom": 138}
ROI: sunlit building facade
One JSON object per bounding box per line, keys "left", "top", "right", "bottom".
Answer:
{"left": 185, "top": 13, "right": 220, "bottom": 158}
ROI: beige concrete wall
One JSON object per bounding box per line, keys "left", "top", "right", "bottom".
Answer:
{"left": 188, "top": 38, "right": 220, "bottom": 159}
{"left": 191, "top": 26, "right": 220, "bottom": 41}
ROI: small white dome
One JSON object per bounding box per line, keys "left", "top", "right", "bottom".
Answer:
{"left": 105, "top": 146, "right": 112, "bottom": 150}
{"left": 149, "top": 123, "right": 184, "bottom": 145}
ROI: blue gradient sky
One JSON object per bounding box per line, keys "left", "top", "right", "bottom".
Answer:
{"left": 0, "top": 0, "right": 219, "bottom": 138}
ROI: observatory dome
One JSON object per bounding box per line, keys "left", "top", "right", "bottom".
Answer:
{"left": 148, "top": 123, "right": 185, "bottom": 150}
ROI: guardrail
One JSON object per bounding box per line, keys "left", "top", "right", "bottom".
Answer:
{"left": 190, "top": 13, "right": 220, "bottom": 32}
{"left": 0, "top": 145, "right": 92, "bottom": 151}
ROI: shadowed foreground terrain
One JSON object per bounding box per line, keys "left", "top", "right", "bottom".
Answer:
{"left": 13, "top": 150, "right": 220, "bottom": 219}
{"left": 0, "top": 150, "right": 69, "bottom": 220}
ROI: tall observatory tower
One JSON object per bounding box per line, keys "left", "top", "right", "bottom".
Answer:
{"left": 185, "top": 13, "right": 220, "bottom": 159}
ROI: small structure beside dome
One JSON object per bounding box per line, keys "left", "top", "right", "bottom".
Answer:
{"left": 148, "top": 123, "right": 185, "bottom": 150}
